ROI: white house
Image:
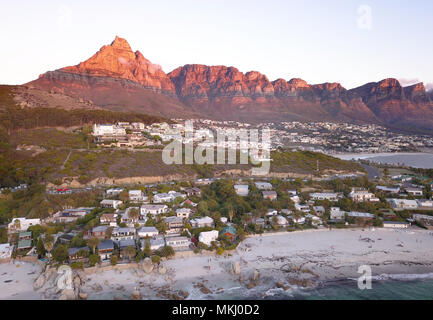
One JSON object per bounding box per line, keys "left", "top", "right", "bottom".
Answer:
{"left": 417, "top": 199, "right": 433, "bottom": 208}
{"left": 295, "top": 204, "right": 310, "bottom": 213}
{"left": 405, "top": 187, "right": 423, "bottom": 197}
{"left": 349, "top": 189, "right": 379, "bottom": 202}
{"left": 140, "top": 204, "right": 168, "bottom": 216}
{"left": 388, "top": 199, "right": 419, "bottom": 210}
{"left": 8, "top": 218, "right": 41, "bottom": 232}
{"left": 234, "top": 185, "right": 249, "bottom": 197}
{"left": 129, "top": 190, "right": 146, "bottom": 202}
{"left": 111, "top": 227, "right": 135, "bottom": 242}
{"left": 309, "top": 193, "right": 339, "bottom": 201}
{"left": 105, "top": 188, "right": 124, "bottom": 197}
{"left": 190, "top": 216, "right": 214, "bottom": 228}
{"left": 137, "top": 227, "right": 159, "bottom": 238}
{"left": 330, "top": 207, "right": 346, "bottom": 220}
{"left": 176, "top": 208, "right": 192, "bottom": 219}
{"left": 376, "top": 186, "right": 400, "bottom": 194}
{"left": 254, "top": 182, "right": 273, "bottom": 190}
{"left": 274, "top": 215, "right": 289, "bottom": 226}
{"left": 166, "top": 236, "right": 191, "bottom": 249}
{"left": 100, "top": 199, "right": 123, "bottom": 209}
{"left": 198, "top": 230, "right": 219, "bottom": 246}
{"left": 0, "top": 244, "right": 14, "bottom": 260}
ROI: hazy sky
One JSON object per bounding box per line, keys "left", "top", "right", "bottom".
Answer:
{"left": 1, "top": 0, "right": 432, "bottom": 89}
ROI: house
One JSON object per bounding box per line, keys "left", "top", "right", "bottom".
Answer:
{"left": 287, "top": 190, "right": 298, "bottom": 196}
{"left": 137, "top": 227, "right": 159, "bottom": 239}
{"left": 347, "top": 211, "right": 375, "bottom": 221}
{"left": 185, "top": 187, "right": 202, "bottom": 197}
{"left": 220, "top": 226, "right": 236, "bottom": 240}
{"left": 129, "top": 190, "right": 147, "bottom": 202}
{"left": 56, "top": 233, "right": 75, "bottom": 245}
{"left": 111, "top": 227, "right": 135, "bottom": 242}
{"left": 8, "top": 218, "right": 41, "bottom": 232}
{"left": 176, "top": 208, "right": 192, "bottom": 219}
{"left": 140, "top": 204, "right": 168, "bottom": 216}
{"left": 89, "top": 226, "right": 108, "bottom": 239}
{"left": 263, "top": 191, "right": 277, "bottom": 201}
{"left": 0, "top": 244, "right": 14, "bottom": 261}
{"left": 105, "top": 188, "right": 124, "bottom": 197}
{"left": 290, "top": 195, "right": 301, "bottom": 204}
{"left": 376, "top": 186, "right": 400, "bottom": 194}
{"left": 405, "top": 187, "right": 423, "bottom": 197}
{"left": 19, "top": 231, "right": 32, "bottom": 241}
{"left": 100, "top": 213, "right": 118, "bottom": 226}
{"left": 153, "top": 191, "right": 186, "bottom": 203}
{"left": 305, "top": 214, "right": 322, "bottom": 226}
{"left": 330, "top": 207, "right": 346, "bottom": 220}
{"left": 198, "top": 230, "right": 219, "bottom": 246}
{"left": 266, "top": 209, "right": 278, "bottom": 217}
{"left": 313, "top": 206, "right": 326, "bottom": 216}
{"left": 288, "top": 215, "right": 306, "bottom": 225}
{"left": 68, "top": 247, "right": 90, "bottom": 262}
{"left": 190, "top": 216, "right": 214, "bottom": 228}
{"left": 100, "top": 199, "right": 123, "bottom": 209}
{"left": 166, "top": 236, "right": 191, "bottom": 250}
{"left": 181, "top": 199, "right": 198, "bottom": 207}
{"left": 295, "top": 204, "right": 310, "bottom": 213}
{"left": 309, "top": 193, "right": 339, "bottom": 201}
{"left": 164, "top": 216, "right": 184, "bottom": 234}
{"left": 119, "top": 239, "right": 136, "bottom": 257}
{"left": 97, "top": 240, "right": 115, "bottom": 261}
{"left": 254, "top": 182, "right": 273, "bottom": 190}
{"left": 121, "top": 207, "right": 142, "bottom": 226}
{"left": 17, "top": 239, "right": 32, "bottom": 251}
{"left": 234, "top": 185, "right": 249, "bottom": 197}
{"left": 220, "top": 217, "right": 228, "bottom": 224}
{"left": 255, "top": 218, "right": 266, "bottom": 227}
{"left": 273, "top": 215, "right": 289, "bottom": 227}
{"left": 417, "top": 199, "right": 433, "bottom": 208}
{"left": 383, "top": 221, "right": 410, "bottom": 229}
{"left": 388, "top": 199, "right": 419, "bottom": 210}
{"left": 349, "top": 189, "right": 379, "bottom": 202}
{"left": 149, "top": 235, "right": 165, "bottom": 251}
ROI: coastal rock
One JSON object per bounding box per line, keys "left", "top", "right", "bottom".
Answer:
{"left": 59, "top": 288, "right": 76, "bottom": 300}
{"left": 130, "top": 287, "right": 142, "bottom": 300}
{"left": 33, "top": 273, "right": 46, "bottom": 291}
{"left": 158, "top": 266, "right": 167, "bottom": 275}
{"left": 253, "top": 270, "right": 260, "bottom": 281}
{"left": 231, "top": 261, "right": 241, "bottom": 275}
{"left": 141, "top": 258, "right": 154, "bottom": 274}
{"left": 78, "top": 292, "right": 88, "bottom": 300}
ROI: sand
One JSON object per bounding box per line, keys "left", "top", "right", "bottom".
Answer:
{"left": 2, "top": 227, "right": 433, "bottom": 299}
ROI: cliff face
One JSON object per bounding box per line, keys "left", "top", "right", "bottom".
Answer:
{"left": 27, "top": 37, "right": 433, "bottom": 132}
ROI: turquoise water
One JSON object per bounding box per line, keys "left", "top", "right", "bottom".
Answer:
{"left": 293, "top": 279, "right": 433, "bottom": 300}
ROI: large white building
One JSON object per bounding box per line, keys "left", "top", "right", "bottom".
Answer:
{"left": 140, "top": 204, "right": 168, "bottom": 216}
{"left": 93, "top": 124, "right": 126, "bottom": 137}
{"left": 8, "top": 218, "right": 41, "bottom": 232}
{"left": 198, "top": 230, "right": 219, "bottom": 246}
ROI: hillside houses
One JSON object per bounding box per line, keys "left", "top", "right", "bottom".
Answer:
{"left": 140, "top": 204, "right": 168, "bottom": 216}
{"left": 349, "top": 189, "right": 380, "bottom": 202}
{"left": 309, "top": 192, "right": 339, "bottom": 201}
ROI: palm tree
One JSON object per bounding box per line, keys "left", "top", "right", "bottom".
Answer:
{"left": 44, "top": 234, "right": 54, "bottom": 261}
{"left": 87, "top": 237, "right": 101, "bottom": 255}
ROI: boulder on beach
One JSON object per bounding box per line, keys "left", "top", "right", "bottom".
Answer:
{"left": 33, "top": 273, "right": 46, "bottom": 291}
{"left": 59, "top": 288, "right": 76, "bottom": 300}
{"left": 141, "top": 258, "right": 154, "bottom": 274}
{"left": 130, "top": 288, "right": 142, "bottom": 300}
{"left": 231, "top": 261, "right": 241, "bottom": 275}
{"left": 78, "top": 292, "right": 88, "bottom": 300}
{"left": 158, "top": 266, "right": 167, "bottom": 275}
{"left": 253, "top": 270, "right": 260, "bottom": 281}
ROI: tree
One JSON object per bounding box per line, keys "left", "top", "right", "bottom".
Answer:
{"left": 161, "top": 245, "right": 175, "bottom": 258}
{"left": 89, "top": 254, "right": 100, "bottom": 266}
{"left": 151, "top": 255, "right": 161, "bottom": 264}
{"left": 0, "top": 227, "right": 7, "bottom": 244}
{"left": 128, "top": 208, "right": 140, "bottom": 223}
{"left": 36, "top": 237, "right": 46, "bottom": 258}
{"left": 123, "top": 246, "right": 136, "bottom": 261}
{"left": 52, "top": 245, "right": 68, "bottom": 263}
{"left": 44, "top": 234, "right": 54, "bottom": 260}
{"left": 143, "top": 238, "right": 152, "bottom": 257}
{"left": 87, "top": 237, "right": 101, "bottom": 254}
{"left": 110, "top": 255, "right": 118, "bottom": 266}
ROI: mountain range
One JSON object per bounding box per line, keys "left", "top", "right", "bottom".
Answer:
{"left": 23, "top": 36, "right": 433, "bottom": 133}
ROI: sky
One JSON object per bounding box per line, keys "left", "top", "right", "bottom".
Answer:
{"left": 1, "top": 0, "right": 432, "bottom": 89}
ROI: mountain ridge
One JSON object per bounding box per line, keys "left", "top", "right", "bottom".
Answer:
{"left": 25, "top": 36, "right": 433, "bottom": 133}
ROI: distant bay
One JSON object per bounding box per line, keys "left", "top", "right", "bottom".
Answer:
{"left": 332, "top": 152, "right": 433, "bottom": 169}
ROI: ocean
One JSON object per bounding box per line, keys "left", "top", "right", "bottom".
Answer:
{"left": 333, "top": 153, "right": 433, "bottom": 169}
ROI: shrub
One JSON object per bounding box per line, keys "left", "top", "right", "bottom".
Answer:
{"left": 89, "top": 254, "right": 100, "bottom": 266}
{"left": 111, "top": 255, "right": 118, "bottom": 266}
{"left": 151, "top": 255, "right": 161, "bottom": 265}
{"left": 70, "top": 262, "right": 84, "bottom": 269}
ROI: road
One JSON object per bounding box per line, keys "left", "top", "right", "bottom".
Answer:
{"left": 360, "top": 163, "right": 382, "bottom": 180}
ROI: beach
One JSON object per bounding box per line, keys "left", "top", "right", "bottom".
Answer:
{"left": 2, "top": 228, "right": 433, "bottom": 300}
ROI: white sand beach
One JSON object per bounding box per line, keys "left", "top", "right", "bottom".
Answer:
{"left": 2, "top": 228, "right": 433, "bottom": 299}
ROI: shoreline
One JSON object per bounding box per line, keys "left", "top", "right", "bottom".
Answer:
{"left": 2, "top": 228, "right": 433, "bottom": 299}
